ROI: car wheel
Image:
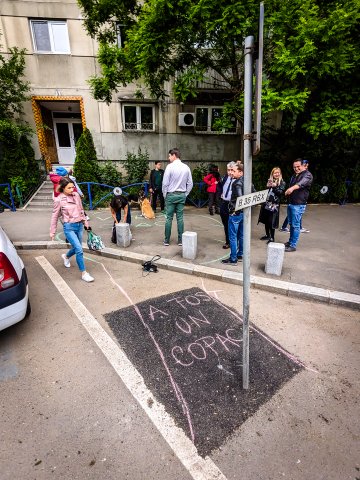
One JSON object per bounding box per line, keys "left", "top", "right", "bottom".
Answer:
{"left": 25, "top": 299, "right": 31, "bottom": 317}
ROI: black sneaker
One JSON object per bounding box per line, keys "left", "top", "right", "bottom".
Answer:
{"left": 237, "top": 255, "right": 243, "bottom": 261}
{"left": 284, "top": 241, "right": 290, "bottom": 247}
{"left": 260, "top": 235, "right": 269, "bottom": 240}
{"left": 221, "top": 258, "right": 238, "bottom": 265}
{"left": 163, "top": 241, "right": 170, "bottom": 246}
{"left": 267, "top": 238, "right": 274, "bottom": 244}
{"left": 285, "top": 245, "right": 296, "bottom": 252}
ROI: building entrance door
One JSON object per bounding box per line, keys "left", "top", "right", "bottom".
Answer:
{"left": 54, "top": 119, "right": 83, "bottom": 165}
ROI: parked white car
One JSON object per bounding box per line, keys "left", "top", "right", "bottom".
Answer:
{"left": 0, "top": 225, "right": 30, "bottom": 331}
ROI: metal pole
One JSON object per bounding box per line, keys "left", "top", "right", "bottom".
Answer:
{"left": 242, "top": 35, "right": 254, "bottom": 389}
{"left": 253, "top": 2, "right": 264, "bottom": 156}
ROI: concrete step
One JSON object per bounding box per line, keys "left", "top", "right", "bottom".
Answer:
{"left": 25, "top": 207, "right": 53, "bottom": 211}
{"left": 27, "top": 201, "right": 53, "bottom": 206}
{"left": 33, "top": 195, "right": 53, "bottom": 200}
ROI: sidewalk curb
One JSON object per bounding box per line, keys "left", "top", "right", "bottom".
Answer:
{"left": 14, "top": 241, "right": 360, "bottom": 311}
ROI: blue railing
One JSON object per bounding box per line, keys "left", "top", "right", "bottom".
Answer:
{"left": 78, "top": 181, "right": 149, "bottom": 210}
{"left": 0, "top": 183, "right": 16, "bottom": 212}
{"left": 77, "top": 180, "right": 208, "bottom": 210}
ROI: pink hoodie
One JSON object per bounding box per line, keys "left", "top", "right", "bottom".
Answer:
{"left": 50, "top": 192, "right": 89, "bottom": 236}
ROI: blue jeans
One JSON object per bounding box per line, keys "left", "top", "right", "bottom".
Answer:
{"left": 116, "top": 207, "right": 131, "bottom": 224}
{"left": 287, "top": 204, "right": 306, "bottom": 248}
{"left": 282, "top": 214, "right": 302, "bottom": 230}
{"left": 228, "top": 213, "right": 244, "bottom": 261}
{"left": 63, "top": 222, "right": 85, "bottom": 272}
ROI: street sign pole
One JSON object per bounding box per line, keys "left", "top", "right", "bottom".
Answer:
{"left": 242, "top": 35, "right": 254, "bottom": 390}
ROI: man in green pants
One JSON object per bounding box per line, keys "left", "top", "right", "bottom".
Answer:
{"left": 162, "top": 148, "right": 193, "bottom": 246}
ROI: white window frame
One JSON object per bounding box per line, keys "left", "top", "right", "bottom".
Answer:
{"left": 116, "top": 23, "right": 126, "bottom": 48}
{"left": 122, "top": 104, "right": 155, "bottom": 132}
{"left": 195, "top": 106, "right": 237, "bottom": 134}
{"left": 30, "top": 20, "right": 70, "bottom": 54}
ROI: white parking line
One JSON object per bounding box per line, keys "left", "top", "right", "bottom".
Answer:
{"left": 35, "top": 256, "right": 227, "bottom": 480}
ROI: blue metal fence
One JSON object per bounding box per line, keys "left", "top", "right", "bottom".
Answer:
{"left": 78, "top": 181, "right": 209, "bottom": 210}
{"left": 0, "top": 184, "right": 16, "bottom": 212}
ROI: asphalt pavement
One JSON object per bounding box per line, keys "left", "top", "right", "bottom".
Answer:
{"left": 0, "top": 202, "right": 359, "bottom": 305}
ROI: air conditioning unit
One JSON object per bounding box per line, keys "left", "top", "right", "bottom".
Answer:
{"left": 178, "top": 112, "right": 195, "bottom": 127}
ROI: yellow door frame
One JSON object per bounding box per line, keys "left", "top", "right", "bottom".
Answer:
{"left": 31, "top": 96, "right": 86, "bottom": 171}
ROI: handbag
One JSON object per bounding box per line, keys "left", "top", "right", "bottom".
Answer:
{"left": 87, "top": 230, "right": 105, "bottom": 251}
{"left": 264, "top": 201, "right": 278, "bottom": 212}
{"left": 264, "top": 188, "right": 279, "bottom": 212}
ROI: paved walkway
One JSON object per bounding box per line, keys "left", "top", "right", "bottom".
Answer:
{"left": 1, "top": 203, "right": 359, "bottom": 308}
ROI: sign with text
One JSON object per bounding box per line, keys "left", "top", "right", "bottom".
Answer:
{"left": 235, "top": 189, "right": 268, "bottom": 211}
{"left": 105, "top": 287, "right": 302, "bottom": 456}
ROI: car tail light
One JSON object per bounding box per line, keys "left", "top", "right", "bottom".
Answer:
{"left": 0, "top": 253, "right": 19, "bottom": 290}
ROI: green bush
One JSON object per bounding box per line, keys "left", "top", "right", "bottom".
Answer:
{"left": 123, "top": 147, "right": 149, "bottom": 184}
{"left": 0, "top": 123, "right": 40, "bottom": 206}
{"left": 188, "top": 162, "right": 208, "bottom": 204}
{"left": 99, "top": 161, "right": 123, "bottom": 187}
{"left": 73, "top": 128, "right": 100, "bottom": 183}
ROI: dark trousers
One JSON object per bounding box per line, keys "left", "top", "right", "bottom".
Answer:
{"left": 265, "top": 224, "right": 275, "bottom": 241}
{"left": 220, "top": 200, "right": 230, "bottom": 244}
{"left": 208, "top": 192, "right": 220, "bottom": 213}
{"left": 151, "top": 188, "right": 164, "bottom": 211}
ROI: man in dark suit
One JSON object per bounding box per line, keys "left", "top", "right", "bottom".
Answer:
{"left": 149, "top": 161, "right": 165, "bottom": 212}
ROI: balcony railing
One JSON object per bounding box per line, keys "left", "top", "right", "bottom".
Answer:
{"left": 123, "top": 122, "right": 154, "bottom": 131}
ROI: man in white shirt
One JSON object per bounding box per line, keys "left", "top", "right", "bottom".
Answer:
{"left": 162, "top": 148, "right": 193, "bottom": 246}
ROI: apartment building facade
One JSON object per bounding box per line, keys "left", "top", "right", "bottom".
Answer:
{"left": 0, "top": 0, "right": 241, "bottom": 170}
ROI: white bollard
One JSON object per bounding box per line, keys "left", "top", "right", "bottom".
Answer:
{"left": 265, "top": 242, "right": 285, "bottom": 276}
{"left": 182, "top": 231, "right": 197, "bottom": 260}
{"left": 116, "top": 223, "right": 131, "bottom": 247}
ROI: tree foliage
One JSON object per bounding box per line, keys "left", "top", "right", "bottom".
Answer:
{"left": 78, "top": 0, "right": 360, "bottom": 139}
{"left": 0, "top": 43, "right": 30, "bottom": 120}
{"left": 73, "top": 128, "right": 100, "bottom": 183}
{"left": 0, "top": 37, "right": 38, "bottom": 205}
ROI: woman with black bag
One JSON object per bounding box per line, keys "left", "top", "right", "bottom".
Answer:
{"left": 258, "top": 167, "right": 286, "bottom": 244}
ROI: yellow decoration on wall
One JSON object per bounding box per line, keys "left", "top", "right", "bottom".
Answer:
{"left": 31, "top": 96, "right": 86, "bottom": 171}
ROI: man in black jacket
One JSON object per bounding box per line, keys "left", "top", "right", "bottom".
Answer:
{"left": 221, "top": 163, "right": 245, "bottom": 265}
{"left": 284, "top": 158, "right": 313, "bottom": 252}
{"left": 149, "top": 161, "right": 165, "bottom": 212}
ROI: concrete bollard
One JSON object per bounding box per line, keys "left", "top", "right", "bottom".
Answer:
{"left": 116, "top": 223, "right": 131, "bottom": 247}
{"left": 265, "top": 242, "right": 285, "bottom": 276}
{"left": 182, "top": 231, "right": 197, "bottom": 260}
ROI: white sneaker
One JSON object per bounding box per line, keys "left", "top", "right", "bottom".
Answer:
{"left": 82, "top": 272, "right": 94, "bottom": 282}
{"left": 62, "top": 253, "right": 71, "bottom": 268}
{"left": 300, "top": 228, "right": 310, "bottom": 233}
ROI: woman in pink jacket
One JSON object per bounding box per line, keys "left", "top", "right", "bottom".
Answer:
{"left": 50, "top": 177, "right": 94, "bottom": 282}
